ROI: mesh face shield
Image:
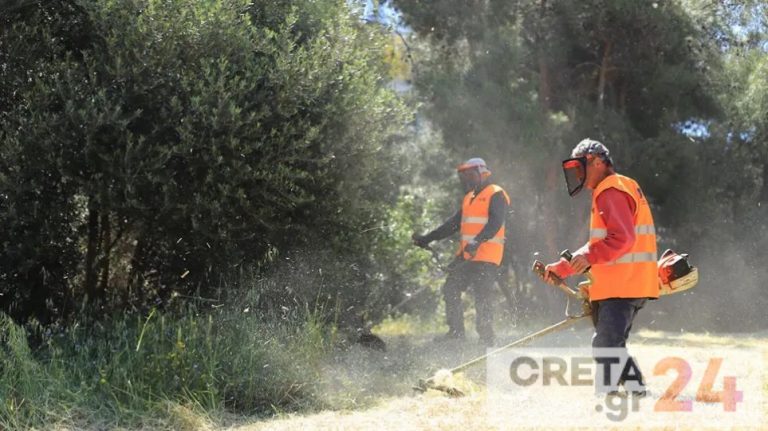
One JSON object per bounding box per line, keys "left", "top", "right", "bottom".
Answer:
{"left": 562, "top": 157, "right": 587, "bottom": 196}
{"left": 458, "top": 167, "right": 482, "bottom": 192}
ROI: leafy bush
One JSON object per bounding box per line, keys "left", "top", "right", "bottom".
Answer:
{"left": 0, "top": 0, "right": 411, "bottom": 323}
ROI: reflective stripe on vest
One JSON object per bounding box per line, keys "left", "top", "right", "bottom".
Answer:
{"left": 462, "top": 216, "right": 489, "bottom": 223}
{"left": 461, "top": 235, "right": 505, "bottom": 245}
{"left": 458, "top": 184, "right": 510, "bottom": 266}
{"left": 588, "top": 174, "right": 659, "bottom": 301}
{"left": 608, "top": 251, "right": 657, "bottom": 265}
{"left": 590, "top": 225, "right": 655, "bottom": 240}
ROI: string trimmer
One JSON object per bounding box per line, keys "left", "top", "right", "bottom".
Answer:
{"left": 390, "top": 244, "right": 518, "bottom": 318}
{"left": 387, "top": 245, "right": 460, "bottom": 315}
{"left": 356, "top": 246, "right": 468, "bottom": 351}
{"left": 413, "top": 250, "right": 592, "bottom": 397}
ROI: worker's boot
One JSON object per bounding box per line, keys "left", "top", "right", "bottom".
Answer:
{"left": 604, "top": 388, "right": 648, "bottom": 399}
{"left": 618, "top": 363, "right": 647, "bottom": 398}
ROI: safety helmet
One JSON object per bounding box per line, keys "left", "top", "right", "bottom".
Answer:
{"left": 658, "top": 249, "right": 699, "bottom": 295}
{"left": 570, "top": 138, "right": 614, "bottom": 165}
{"left": 457, "top": 158, "right": 491, "bottom": 176}
{"left": 561, "top": 138, "right": 613, "bottom": 196}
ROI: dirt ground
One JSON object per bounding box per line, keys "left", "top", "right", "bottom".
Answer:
{"left": 230, "top": 320, "right": 768, "bottom": 431}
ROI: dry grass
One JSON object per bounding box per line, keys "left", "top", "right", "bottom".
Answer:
{"left": 233, "top": 325, "right": 768, "bottom": 431}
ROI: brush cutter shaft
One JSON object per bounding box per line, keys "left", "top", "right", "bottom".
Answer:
{"left": 389, "top": 247, "right": 471, "bottom": 314}
{"left": 446, "top": 315, "right": 589, "bottom": 375}
{"left": 388, "top": 284, "right": 431, "bottom": 314}
{"left": 414, "top": 255, "right": 595, "bottom": 397}
{"left": 414, "top": 315, "right": 589, "bottom": 397}
{"left": 444, "top": 255, "right": 594, "bottom": 373}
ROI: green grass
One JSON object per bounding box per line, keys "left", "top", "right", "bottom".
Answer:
{"left": 0, "top": 282, "right": 561, "bottom": 430}
{"left": 0, "top": 304, "right": 334, "bottom": 430}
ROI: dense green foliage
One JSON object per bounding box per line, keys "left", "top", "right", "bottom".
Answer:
{"left": 0, "top": 0, "right": 420, "bottom": 325}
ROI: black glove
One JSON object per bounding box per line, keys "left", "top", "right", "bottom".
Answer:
{"left": 464, "top": 240, "right": 480, "bottom": 258}
{"left": 411, "top": 232, "right": 431, "bottom": 249}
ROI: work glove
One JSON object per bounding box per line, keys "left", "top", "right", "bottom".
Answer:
{"left": 568, "top": 253, "right": 591, "bottom": 274}
{"left": 464, "top": 240, "right": 480, "bottom": 258}
{"left": 411, "top": 232, "right": 431, "bottom": 249}
{"left": 543, "top": 257, "right": 575, "bottom": 284}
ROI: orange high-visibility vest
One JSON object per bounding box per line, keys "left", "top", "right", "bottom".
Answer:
{"left": 459, "top": 184, "right": 510, "bottom": 266}
{"left": 588, "top": 174, "right": 659, "bottom": 301}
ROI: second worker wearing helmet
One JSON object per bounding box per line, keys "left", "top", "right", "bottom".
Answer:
{"left": 413, "top": 158, "right": 510, "bottom": 347}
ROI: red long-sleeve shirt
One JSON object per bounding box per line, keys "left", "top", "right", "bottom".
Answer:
{"left": 581, "top": 187, "right": 637, "bottom": 264}
{"left": 556, "top": 187, "right": 636, "bottom": 278}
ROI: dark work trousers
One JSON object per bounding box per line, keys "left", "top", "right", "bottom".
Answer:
{"left": 442, "top": 260, "right": 498, "bottom": 343}
{"left": 591, "top": 298, "right": 648, "bottom": 391}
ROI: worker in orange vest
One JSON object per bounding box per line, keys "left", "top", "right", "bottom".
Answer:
{"left": 413, "top": 158, "right": 510, "bottom": 347}
{"left": 540, "top": 139, "right": 657, "bottom": 396}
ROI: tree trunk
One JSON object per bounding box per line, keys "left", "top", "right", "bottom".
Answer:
{"left": 597, "top": 39, "right": 612, "bottom": 111}
{"left": 537, "top": 0, "right": 551, "bottom": 111}
{"left": 543, "top": 163, "right": 560, "bottom": 256}
{"left": 98, "top": 211, "right": 111, "bottom": 303}
{"left": 128, "top": 232, "right": 146, "bottom": 306}
{"left": 84, "top": 202, "right": 100, "bottom": 301}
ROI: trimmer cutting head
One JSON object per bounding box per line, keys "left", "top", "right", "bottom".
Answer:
{"left": 412, "top": 376, "right": 465, "bottom": 397}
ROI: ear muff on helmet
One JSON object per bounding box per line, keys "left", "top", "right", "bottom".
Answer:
{"left": 562, "top": 157, "right": 587, "bottom": 196}
{"left": 658, "top": 249, "right": 699, "bottom": 295}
